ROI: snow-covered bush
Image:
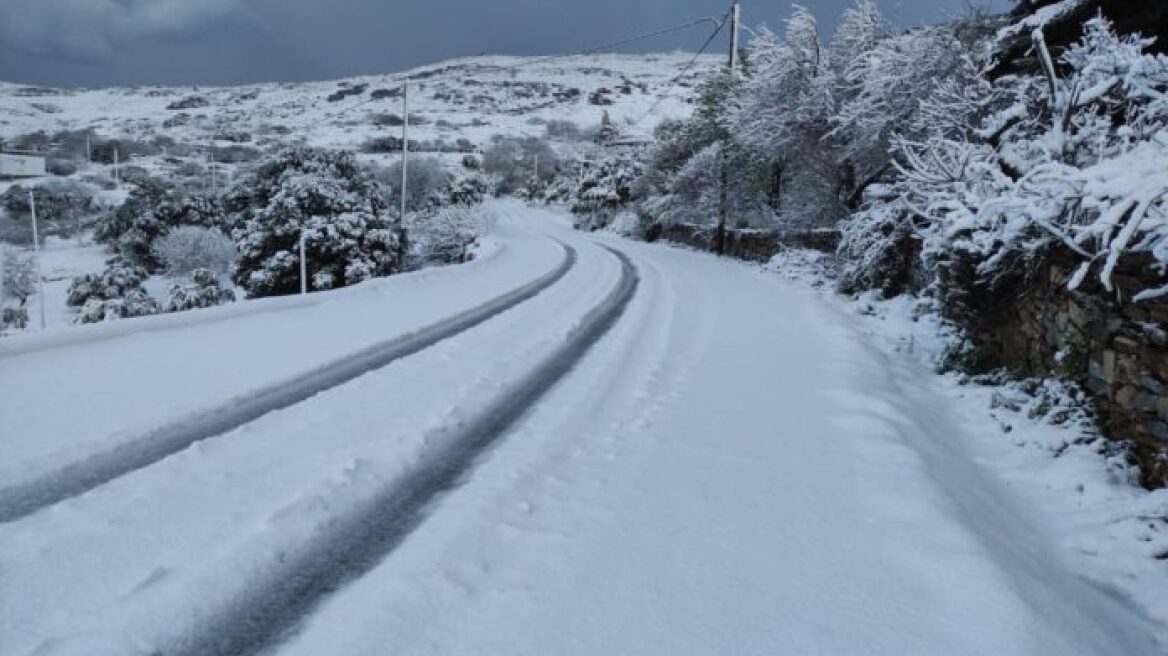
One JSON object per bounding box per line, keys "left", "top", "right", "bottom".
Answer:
{"left": 444, "top": 174, "right": 489, "bottom": 207}
{"left": 855, "top": 17, "right": 1168, "bottom": 303}
{"left": 153, "top": 226, "right": 238, "bottom": 277}
{"left": 409, "top": 205, "right": 496, "bottom": 265}
{"left": 2, "top": 249, "right": 35, "bottom": 330}
{"left": 379, "top": 156, "right": 453, "bottom": 217}
{"left": 66, "top": 256, "right": 150, "bottom": 308}
{"left": 67, "top": 256, "right": 159, "bottom": 323}
{"left": 482, "top": 136, "right": 557, "bottom": 195}
{"left": 1, "top": 306, "right": 28, "bottom": 331}
{"left": 564, "top": 147, "right": 646, "bottom": 231}
{"left": 163, "top": 268, "right": 236, "bottom": 312}
{"left": 1, "top": 249, "right": 36, "bottom": 308}
{"left": 225, "top": 147, "right": 405, "bottom": 297}
{"left": 75, "top": 290, "right": 159, "bottom": 324}
{"left": 1, "top": 181, "right": 98, "bottom": 242}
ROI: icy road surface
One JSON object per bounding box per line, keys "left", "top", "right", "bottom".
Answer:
{"left": 0, "top": 201, "right": 1162, "bottom": 655}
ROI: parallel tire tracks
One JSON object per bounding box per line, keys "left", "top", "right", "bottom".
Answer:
{"left": 170, "top": 245, "right": 639, "bottom": 656}
{"left": 0, "top": 243, "right": 576, "bottom": 523}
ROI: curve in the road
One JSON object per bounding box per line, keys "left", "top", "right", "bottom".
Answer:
{"left": 0, "top": 242, "right": 577, "bottom": 524}
{"left": 166, "top": 245, "right": 639, "bottom": 656}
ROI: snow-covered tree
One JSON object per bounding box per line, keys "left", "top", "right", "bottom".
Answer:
{"left": 843, "top": 16, "right": 1168, "bottom": 303}
{"left": 596, "top": 110, "right": 622, "bottom": 146}
{"left": 226, "top": 147, "right": 405, "bottom": 297}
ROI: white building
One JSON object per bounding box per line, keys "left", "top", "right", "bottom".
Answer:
{"left": 0, "top": 153, "right": 47, "bottom": 178}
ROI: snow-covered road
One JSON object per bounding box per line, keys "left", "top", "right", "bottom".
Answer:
{"left": 1, "top": 202, "right": 1162, "bottom": 655}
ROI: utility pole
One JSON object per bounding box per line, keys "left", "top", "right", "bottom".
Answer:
{"left": 209, "top": 147, "right": 217, "bottom": 194}
{"left": 729, "top": 0, "right": 741, "bottom": 71}
{"left": 299, "top": 231, "right": 308, "bottom": 295}
{"left": 399, "top": 83, "right": 409, "bottom": 226}
{"left": 113, "top": 145, "right": 120, "bottom": 187}
{"left": 533, "top": 153, "right": 539, "bottom": 181}
{"left": 85, "top": 134, "right": 91, "bottom": 163}
{"left": 28, "top": 190, "right": 46, "bottom": 330}
{"left": 717, "top": 0, "right": 740, "bottom": 257}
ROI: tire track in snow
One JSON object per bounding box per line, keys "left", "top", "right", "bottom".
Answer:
{"left": 0, "top": 242, "right": 576, "bottom": 524}
{"left": 167, "top": 245, "right": 638, "bottom": 656}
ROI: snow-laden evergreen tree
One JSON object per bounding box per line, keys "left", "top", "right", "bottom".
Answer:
{"left": 596, "top": 110, "right": 622, "bottom": 146}
{"left": 225, "top": 148, "right": 405, "bottom": 297}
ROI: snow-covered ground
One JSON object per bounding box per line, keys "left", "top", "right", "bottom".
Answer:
{"left": 1, "top": 202, "right": 1164, "bottom": 655}
{"left": 0, "top": 53, "right": 716, "bottom": 150}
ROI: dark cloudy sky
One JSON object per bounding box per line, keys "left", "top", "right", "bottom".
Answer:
{"left": 0, "top": 0, "right": 1010, "bottom": 88}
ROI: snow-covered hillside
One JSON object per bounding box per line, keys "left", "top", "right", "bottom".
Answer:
{"left": 0, "top": 53, "right": 718, "bottom": 152}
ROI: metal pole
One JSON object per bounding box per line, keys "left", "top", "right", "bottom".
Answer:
{"left": 729, "top": 0, "right": 741, "bottom": 71}
{"left": 400, "top": 83, "right": 409, "bottom": 225}
{"left": 28, "top": 190, "right": 46, "bottom": 330}
{"left": 299, "top": 231, "right": 308, "bottom": 295}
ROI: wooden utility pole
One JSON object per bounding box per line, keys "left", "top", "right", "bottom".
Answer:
{"left": 729, "top": 0, "right": 741, "bottom": 70}
{"left": 716, "top": 1, "right": 740, "bottom": 256}
{"left": 28, "top": 190, "right": 46, "bottom": 330}
{"left": 399, "top": 83, "right": 409, "bottom": 226}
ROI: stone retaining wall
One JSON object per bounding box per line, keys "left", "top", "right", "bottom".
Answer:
{"left": 643, "top": 223, "right": 839, "bottom": 261}
{"left": 962, "top": 251, "right": 1168, "bottom": 487}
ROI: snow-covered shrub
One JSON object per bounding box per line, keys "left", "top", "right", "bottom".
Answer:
{"left": 153, "top": 226, "right": 238, "bottom": 277}
{"left": 1, "top": 306, "right": 28, "bottom": 331}
{"left": 379, "top": 156, "right": 453, "bottom": 217}
{"left": 75, "top": 290, "right": 159, "bottom": 324}
{"left": 448, "top": 174, "right": 489, "bottom": 207}
{"left": 67, "top": 256, "right": 159, "bottom": 323}
{"left": 1, "top": 250, "right": 36, "bottom": 323}
{"left": 836, "top": 195, "right": 919, "bottom": 297}
{"left": 225, "top": 147, "right": 405, "bottom": 297}
{"left": 482, "top": 136, "right": 557, "bottom": 195}
{"left": 566, "top": 148, "right": 646, "bottom": 231}
{"left": 409, "top": 205, "right": 496, "bottom": 265}
{"left": 66, "top": 256, "right": 150, "bottom": 308}
{"left": 163, "top": 268, "right": 235, "bottom": 312}
{"left": 865, "top": 17, "right": 1168, "bottom": 303}
{"left": 1, "top": 181, "right": 98, "bottom": 241}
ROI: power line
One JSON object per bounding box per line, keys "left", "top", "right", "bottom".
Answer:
{"left": 630, "top": 8, "right": 731, "bottom": 128}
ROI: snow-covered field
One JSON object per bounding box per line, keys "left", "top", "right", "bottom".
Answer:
{"left": 0, "top": 52, "right": 716, "bottom": 151}
{"left": 1, "top": 201, "right": 1164, "bottom": 655}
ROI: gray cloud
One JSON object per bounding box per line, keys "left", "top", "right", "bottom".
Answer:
{"left": 0, "top": 0, "right": 259, "bottom": 59}
{"left": 0, "top": 1, "right": 1010, "bottom": 87}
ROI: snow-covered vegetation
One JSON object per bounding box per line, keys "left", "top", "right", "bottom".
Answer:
{"left": 0, "top": 53, "right": 714, "bottom": 329}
